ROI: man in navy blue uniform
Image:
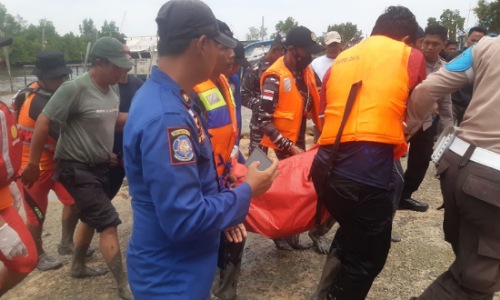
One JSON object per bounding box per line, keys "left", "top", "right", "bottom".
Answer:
{"left": 123, "top": 1, "right": 278, "bottom": 299}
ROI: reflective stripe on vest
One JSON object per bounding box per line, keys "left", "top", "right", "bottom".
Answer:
{"left": 0, "top": 109, "right": 14, "bottom": 180}
{"left": 259, "top": 56, "right": 321, "bottom": 150}
{"left": 18, "top": 125, "right": 56, "bottom": 150}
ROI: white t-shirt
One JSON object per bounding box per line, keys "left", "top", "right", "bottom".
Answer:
{"left": 310, "top": 55, "right": 334, "bottom": 83}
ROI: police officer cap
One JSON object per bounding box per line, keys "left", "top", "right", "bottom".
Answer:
{"left": 32, "top": 51, "right": 72, "bottom": 79}
{"left": 156, "top": 0, "right": 236, "bottom": 49}
{"left": 285, "top": 26, "right": 323, "bottom": 54}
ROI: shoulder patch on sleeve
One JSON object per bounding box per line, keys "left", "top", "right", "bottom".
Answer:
{"left": 446, "top": 46, "right": 474, "bottom": 72}
{"left": 167, "top": 127, "right": 196, "bottom": 165}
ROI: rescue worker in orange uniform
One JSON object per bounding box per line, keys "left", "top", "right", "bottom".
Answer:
{"left": 14, "top": 52, "right": 86, "bottom": 271}
{"left": 0, "top": 98, "right": 37, "bottom": 295}
{"left": 256, "top": 26, "right": 323, "bottom": 251}
{"left": 310, "top": 6, "right": 427, "bottom": 299}
{"left": 192, "top": 20, "right": 245, "bottom": 300}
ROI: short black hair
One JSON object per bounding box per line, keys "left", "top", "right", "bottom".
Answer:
{"left": 446, "top": 40, "right": 458, "bottom": 47}
{"left": 469, "top": 26, "right": 487, "bottom": 36}
{"left": 157, "top": 38, "right": 193, "bottom": 56}
{"left": 371, "top": 6, "right": 418, "bottom": 41}
{"left": 408, "top": 26, "right": 424, "bottom": 44}
{"left": 424, "top": 24, "right": 448, "bottom": 41}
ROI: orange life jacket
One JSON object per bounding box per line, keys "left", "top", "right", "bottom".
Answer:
{"left": 318, "top": 35, "right": 411, "bottom": 159}
{"left": 193, "top": 75, "right": 238, "bottom": 179}
{"left": 17, "top": 82, "right": 58, "bottom": 171}
{"left": 259, "top": 56, "right": 321, "bottom": 150}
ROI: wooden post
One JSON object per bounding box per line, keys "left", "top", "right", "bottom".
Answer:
{"left": 3, "top": 47, "right": 13, "bottom": 92}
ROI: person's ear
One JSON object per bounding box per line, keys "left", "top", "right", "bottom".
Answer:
{"left": 195, "top": 35, "right": 209, "bottom": 55}
{"left": 401, "top": 35, "right": 411, "bottom": 45}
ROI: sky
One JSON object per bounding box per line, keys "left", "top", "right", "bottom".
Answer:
{"left": 1, "top": 0, "right": 478, "bottom": 41}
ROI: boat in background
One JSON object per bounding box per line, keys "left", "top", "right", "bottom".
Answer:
{"left": 125, "top": 36, "right": 158, "bottom": 80}
{"left": 244, "top": 39, "right": 273, "bottom": 63}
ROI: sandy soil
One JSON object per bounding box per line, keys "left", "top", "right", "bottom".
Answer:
{"left": 3, "top": 135, "right": 500, "bottom": 300}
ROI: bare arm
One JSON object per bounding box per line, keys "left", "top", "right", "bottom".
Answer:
{"left": 115, "top": 112, "right": 128, "bottom": 133}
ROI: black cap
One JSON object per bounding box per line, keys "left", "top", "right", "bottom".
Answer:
{"left": 156, "top": 0, "right": 236, "bottom": 49}
{"left": 217, "top": 20, "right": 233, "bottom": 38}
{"left": 234, "top": 41, "right": 250, "bottom": 67}
{"left": 32, "top": 51, "right": 72, "bottom": 79}
{"left": 285, "top": 26, "right": 323, "bottom": 54}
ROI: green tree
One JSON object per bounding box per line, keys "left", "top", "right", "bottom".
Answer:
{"left": 0, "top": 3, "right": 26, "bottom": 36}
{"left": 427, "top": 17, "right": 439, "bottom": 27}
{"left": 439, "top": 9, "right": 465, "bottom": 40}
{"left": 79, "top": 18, "right": 96, "bottom": 37}
{"left": 271, "top": 17, "right": 298, "bottom": 37}
{"left": 38, "top": 19, "right": 59, "bottom": 50}
{"left": 327, "top": 22, "right": 363, "bottom": 48}
{"left": 101, "top": 20, "right": 125, "bottom": 39}
{"left": 474, "top": 0, "right": 500, "bottom": 33}
{"left": 9, "top": 25, "right": 42, "bottom": 65}
{"left": 246, "top": 26, "right": 267, "bottom": 41}
{"left": 246, "top": 26, "right": 260, "bottom": 41}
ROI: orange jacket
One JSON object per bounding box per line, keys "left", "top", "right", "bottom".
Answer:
{"left": 194, "top": 75, "right": 238, "bottom": 179}
{"left": 318, "top": 36, "right": 411, "bottom": 158}
{"left": 259, "top": 56, "right": 321, "bottom": 150}
{"left": 18, "top": 82, "right": 58, "bottom": 171}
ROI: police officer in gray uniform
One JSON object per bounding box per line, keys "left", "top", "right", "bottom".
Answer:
{"left": 406, "top": 36, "right": 500, "bottom": 300}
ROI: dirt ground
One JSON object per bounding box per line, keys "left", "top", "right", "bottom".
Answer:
{"left": 3, "top": 135, "right": 500, "bottom": 300}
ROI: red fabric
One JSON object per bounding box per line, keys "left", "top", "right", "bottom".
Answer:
{"left": 407, "top": 48, "right": 427, "bottom": 92}
{"left": 17, "top": 170, "right": 74, "bottom": 226}
{"left": 0, "top": 102, "right": 22, "bottom": 189}
{"left": 0, "top": 206, "right": 38, "bottom": 273}
{"left": 234, "top": 148, "right": 331, "bottom": 239}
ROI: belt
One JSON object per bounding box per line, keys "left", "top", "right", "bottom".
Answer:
{"left": 449, "top": 137, "right": 500, "bottom": 172}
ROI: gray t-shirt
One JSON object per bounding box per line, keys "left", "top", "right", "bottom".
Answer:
{"left": 43, "top": 72, "right": 119, "bottom": 164}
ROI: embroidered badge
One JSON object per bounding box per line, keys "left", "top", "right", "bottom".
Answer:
{"left": 180, "top": 91, "right": 206, "bottom": 144}
{"left": 167, "top": 127, "right": 196, "bottom": 165}
{"left": 311, "top": 32, "right": 317, "bottom": 42}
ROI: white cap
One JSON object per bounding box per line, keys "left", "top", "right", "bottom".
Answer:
{"left": 324, "top": 31, "right": 342, "bottom": 45}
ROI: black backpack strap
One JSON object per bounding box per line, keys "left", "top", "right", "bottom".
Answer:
{"left": 315, "top": 80, "right": 362, "bottom": 226}
{"left": 326, "top": 80, "right": 363, "bottom": 171}
{"left": 13, "top": 82, "right": 39, "bottom": 121}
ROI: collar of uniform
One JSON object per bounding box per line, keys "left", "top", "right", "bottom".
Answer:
{"left": 150, "top": 66, "right": 192, "bottom": 106}
{"left": 426, "top": 58, "right": 446, "bottom": 72}
{"left": 150, "top": 66, "right": 185, "bottom": 94}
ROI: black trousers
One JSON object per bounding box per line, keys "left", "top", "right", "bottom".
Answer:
{"left": 401, "top": 126, "right": 434, "bottom": 200}
{"left": 320, "top": 174, "right": 393, "bottom": 300}
{"left": 108, "top": 165, "right": 125, "bottom": 200}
